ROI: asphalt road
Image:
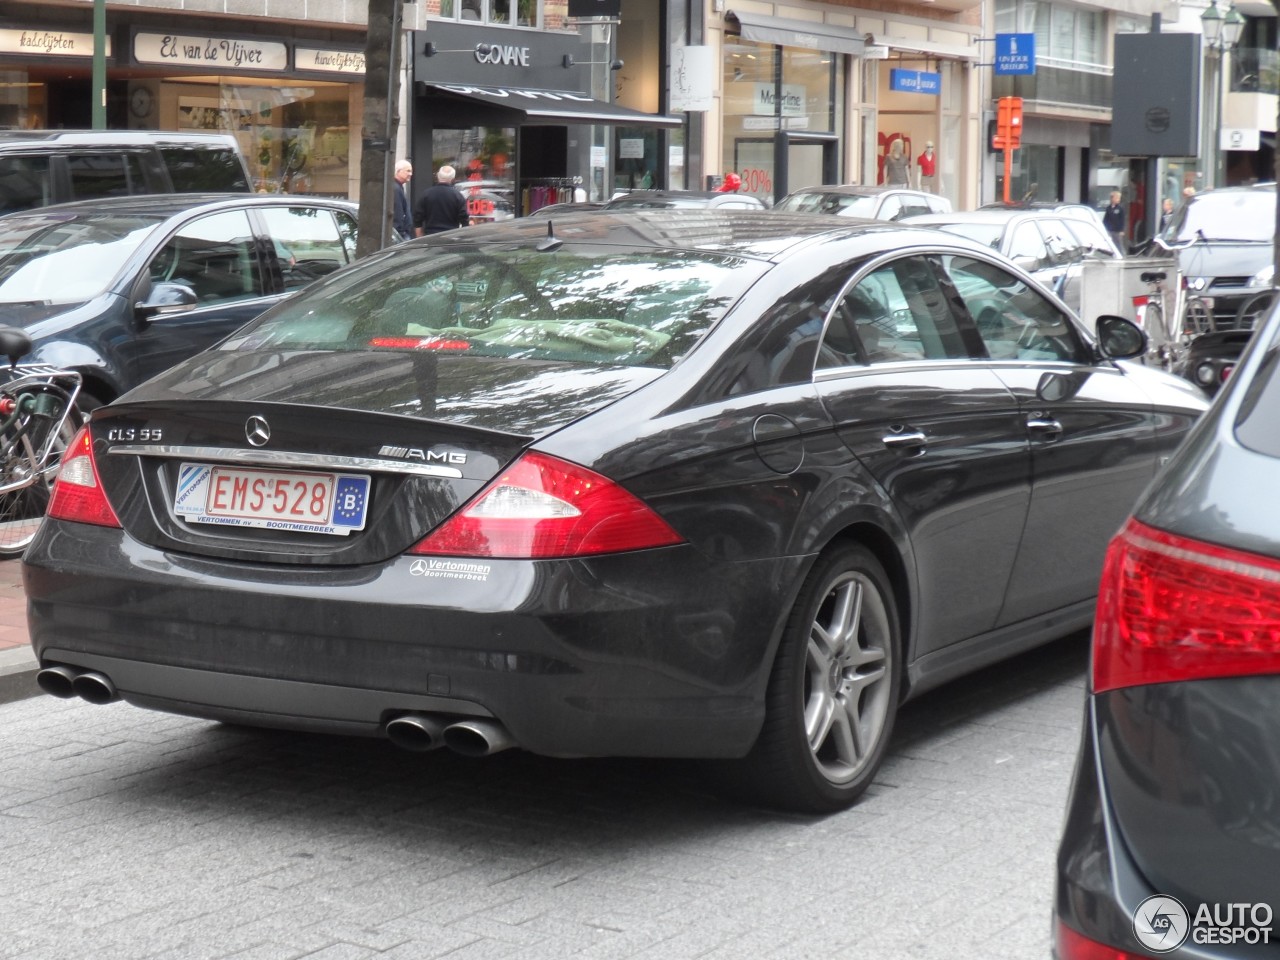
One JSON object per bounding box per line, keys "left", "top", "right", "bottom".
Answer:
{"left": 0, "top": 631, "right": 1088, "bottom": 960}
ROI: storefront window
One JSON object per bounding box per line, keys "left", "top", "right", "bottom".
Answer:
{"left": 721, "top": 37, "right": 844, "bottom": 201}
{"left": 431, "top": 125, "right": 518, "bottom": 220}
{"left": 169, "top": 80, "right": 353, "bottom": 196}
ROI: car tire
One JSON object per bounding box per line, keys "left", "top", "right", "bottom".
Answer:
{"left": 733, "top": 543, "right": 901, "bottom": 814}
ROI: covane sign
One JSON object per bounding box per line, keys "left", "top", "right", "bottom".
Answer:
{"left": 475, "top": 43, "right": 530, "bottom": 67}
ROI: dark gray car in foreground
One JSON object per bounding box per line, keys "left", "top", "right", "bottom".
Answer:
{"left": 1055, "top": 294, "right": 1280, "bottom": 956}
{"left": 23, "top": 211, "right": 1206, "bottom": 813}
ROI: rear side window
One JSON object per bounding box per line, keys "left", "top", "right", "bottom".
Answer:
{"left": 67, "top": 152, "right": 147, "bottom": 200}
{"left": 159, "top": 146, "right": 250, "bottom": 192}
{"left": 1235, "top": 327, "right": 1280, "bottom": 456}
{"left": 257, "top": 207, "right": 350, "bottom": 292}
{"left": 0, "top": 156, "right": 52, "bottom": 213}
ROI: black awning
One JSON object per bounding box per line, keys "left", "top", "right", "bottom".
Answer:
{"left": 417, "top": 83, "right": 683, "bottom": 128}
{"left": 726, "top": 11, "right": 866, "bottom": 57}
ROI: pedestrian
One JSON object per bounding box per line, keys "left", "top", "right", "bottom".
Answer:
{"left": 1103, "top": 190, "right": 1127, "bottom": 255}
{"left": 883, "top": 138, "right": 909, "bottom": 187}
{"left": 393, "top": 159, "right": 413, "bottom": 241}
{"left": 1159, "top": 197, "right": 1175, "bottom": 233}
{"left": 916, "top": 141, "right": 936, "bottom": 192}
{"left": 717, "top": 172, "right": 742, "bottom": 193}
{"left": 414, "top": 164, "right": 469, "bottom": 237}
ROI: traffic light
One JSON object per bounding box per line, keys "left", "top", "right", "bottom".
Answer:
{"left": 993, "top": 96, "right": 1023, "bottom": 150}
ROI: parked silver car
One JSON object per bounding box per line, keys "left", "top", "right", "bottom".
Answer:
{"left": 902, "top": 208, "right": 1122, "bottom": 312}
{"left": 774, "top": 184, "right": 952, "bottom": 221}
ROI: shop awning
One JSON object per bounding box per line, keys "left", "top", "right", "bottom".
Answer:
{"left": 726, "top": 11, "right": 866, "bottom": 57}
{"left": 417, "top": 83, "right": 683, "bottom": 128}
{"left": 863, "top": 33, "right": 977, "bottom": 61}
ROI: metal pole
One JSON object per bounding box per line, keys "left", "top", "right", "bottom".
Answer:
{"left": 1213, "top": 50, "right": 1224, "bottom": 187}
{"left": 92, "top": 0, "right": 106, "bottom": 129}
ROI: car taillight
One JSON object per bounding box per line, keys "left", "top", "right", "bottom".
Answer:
{"left": 1055, "top": 921, "right": 1154, "bottom": 959}
{"left": 1093, "top": 517, "right": 1280, "bottom": 693}
{"left": 46, "top": 426, "right": 121, "bottom": 529}
{"left": 367, "top": 337, "right": 472, "bottom": 351}
{"left": 409, "top": 451, "right": 682, "bottom": 559}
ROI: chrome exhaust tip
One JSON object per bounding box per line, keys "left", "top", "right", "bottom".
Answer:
{"left": 384, "top": 713, "right": 447, "bottom": 752}
{"left": 443, "top": 718, "right": 516, "bottom": 757}
{"left": 35, "top": 665, "right": 79, "bottom": 699}
{"left": 71, "top": 670, "right": 119, "bottom": 705}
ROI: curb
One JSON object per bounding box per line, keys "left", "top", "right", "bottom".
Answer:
{"left": 0, "top": 646, "right": 39, "bottom": 706}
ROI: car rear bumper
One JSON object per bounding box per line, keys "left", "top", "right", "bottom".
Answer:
{"left": 1056, "top": 683, "right": 1280, "bottom": 957}
{"left": 24, "top": 520, "right": 803, "bottom": 758}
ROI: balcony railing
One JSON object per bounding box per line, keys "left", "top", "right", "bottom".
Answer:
{"left": 1230, "top": 46, "right": 1280, "bottom": 96}
{"left": 992, "top": 64, "right": 1112, "bottom": 111}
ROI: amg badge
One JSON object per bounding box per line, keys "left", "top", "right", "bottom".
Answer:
{"left": 378, "top": 445, "right": 467, "bottom": 465}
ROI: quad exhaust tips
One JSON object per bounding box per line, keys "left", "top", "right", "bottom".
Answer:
{"left": 384, "top": 714, "right": 516, "bottom": 756}
{"left": 384, "top": 713, "right": 447, "bottom": 752}
{"left": 36, "top": 665, "right": 120, "bottom": 704}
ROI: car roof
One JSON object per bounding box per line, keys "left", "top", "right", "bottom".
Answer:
{"left": 784, "top": 185, "right": 926, "bottom": 198}
{"left": 905, "top": 208, "right": 1076, "bottom": 225}
{"left": 430, "top": 208, "right": 995, "bottom": 263}
{"left": 6, "top": 193, "right": 357, "bottom": 218}
{"left": 0, "top": 130, "right": 240, "bottom": 148}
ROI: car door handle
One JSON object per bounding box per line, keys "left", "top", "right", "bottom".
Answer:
{"left": 1026, "top": 417, "right": 1063, "bottom": 440}
{"left": 881, "top": 430, "right": 927, "bottom": 451}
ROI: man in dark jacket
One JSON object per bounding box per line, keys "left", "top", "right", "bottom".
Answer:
{"left": 1102, "top": 190, "right": 1126, "bottom": 256}
{"left": 393, "top": 160, "right": 413, "bottom": 241}
{"left": 414, "top": 164, "right": 469, "bottom": 236}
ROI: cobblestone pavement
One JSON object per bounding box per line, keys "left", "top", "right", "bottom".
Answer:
{"left": 0, "top": 631, "right": 1088, "bottom": 960}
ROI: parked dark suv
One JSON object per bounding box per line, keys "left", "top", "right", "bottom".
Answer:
{"left": 0, "top": 131, "right": 251, "bottom": 214}
{"left": 0, "top": 193, "right": 357, "bottom": 406}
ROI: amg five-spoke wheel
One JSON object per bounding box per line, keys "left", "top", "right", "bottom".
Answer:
{"left": 803, "top": 570, "right": 893, "bottom": 785}
{"left": 732, "top": 543, "right": 901, "bottom": 813}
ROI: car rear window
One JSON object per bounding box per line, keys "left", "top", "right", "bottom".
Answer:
{"left": 220, "top": 243, "right": 759, "bottom": 369}
{"left": 159, "top": 146, "right": 250, "bottom": 192}
{"left": 1234, "top": 323, "right": 1280, "bottom": 457}
{"left": 775, "top": 193, "right": 878, "bottom": 218}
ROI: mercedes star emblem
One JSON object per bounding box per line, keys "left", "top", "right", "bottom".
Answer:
{"left": 245, "top": 415, "right": 271, "bottom": 447}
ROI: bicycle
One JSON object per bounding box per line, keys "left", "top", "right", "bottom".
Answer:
{"left": 1132, "top": 269, "right": 1182, "bottom": 370}
{"left": 0, "top": 327, "right": 84, "bottom": 559}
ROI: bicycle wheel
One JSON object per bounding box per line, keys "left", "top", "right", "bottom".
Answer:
{"left": 1182, "top": 296, "right": 1214, "bottom": 337}
{"left": 1140, "top": 301, "right": 1173, "bottom": 369}
{"left": 0, "top": 411, "right": 80, "bottom": 559}
{"left": 1235, "top": 289, "right": 1276, "bottom": 331}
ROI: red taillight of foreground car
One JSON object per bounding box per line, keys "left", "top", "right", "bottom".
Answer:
{"left": 1093, "top": 517, "right": 1280, "bottom": 693}
{"left": 46, "top": 426, "right": 121, "bottom": 529}
{"left": 1055, "top": 921, "right": 1155, "bottom": 959}
{"left": 409, "top": 451, "right": 682, "bottom": 559}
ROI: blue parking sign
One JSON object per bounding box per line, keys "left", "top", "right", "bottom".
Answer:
{"left": 994, "top": 33, "right": 1036, "bottom": 76}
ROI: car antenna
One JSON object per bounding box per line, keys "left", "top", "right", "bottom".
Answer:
{"left": 537, "top": 220, "right": 563, "bottom": 252}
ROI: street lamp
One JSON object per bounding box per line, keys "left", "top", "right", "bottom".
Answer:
{"left": 1202, "top": 0, "right": 1246, "bottom": 188}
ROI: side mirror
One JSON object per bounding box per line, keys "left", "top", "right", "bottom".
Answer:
{"left": 1095, "top": 314, "right": 1146, "bottom": 360}
{"left": 135, "top": 282, "right": 198, "bottom": 320}
{"left": 0, "top": 326, "right": 32, "bottom": 369}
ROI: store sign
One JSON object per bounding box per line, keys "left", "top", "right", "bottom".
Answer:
{"left": 742, "top": 116, "right": 810, "bottom": 131}
{"left": 0, "top": 29, "right": 111, "bottom": 57}
{"left": 669, "top": 45, "right": 712, "bottom": 113}
{"left": 994, "top": 33, "right": 1036, "bottom": 76}
{"left": 1221, "top": 128, "right": 1261, "bottom": 151}
{"left": 889, "top": 69, "right": 941, "bottom": 95}
{"left": 753, "top": 83, "right": 806, "bottom": 117}
{"left": 296, "top": 47, "right": 365, "bottom": 75}
{"left": 134, "top": 32, "right": 287, "bottom": 72}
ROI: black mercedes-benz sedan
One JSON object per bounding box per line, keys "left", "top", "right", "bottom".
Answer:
{"left": 1054, "top": 286, "right": 1280, "bottom": 955}
{"left": 23, "top": 211, "right": 1207, "bottom": 813}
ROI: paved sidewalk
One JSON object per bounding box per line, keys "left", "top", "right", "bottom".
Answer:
{"left": 0, "top": 558, "right": 36, "bottom": 704}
